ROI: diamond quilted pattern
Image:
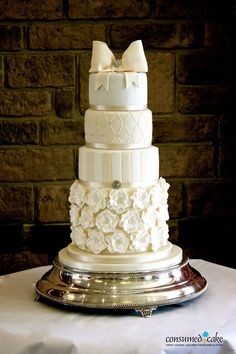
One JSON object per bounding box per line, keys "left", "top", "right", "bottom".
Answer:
{"left": 85, "top": 109, "right": 152, "bottom": 146}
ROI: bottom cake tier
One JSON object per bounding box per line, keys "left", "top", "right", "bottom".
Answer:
{"left": 59, "top": 242, "right": 182, "bottom": 272}
{"left": 68, "top": 177, "right": 172, "bottom": 256}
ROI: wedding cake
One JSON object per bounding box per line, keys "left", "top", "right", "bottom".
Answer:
{"left": 59, "top": 40, "right": 182, "bottom": 271}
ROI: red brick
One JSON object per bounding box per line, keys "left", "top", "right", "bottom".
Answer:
{"left": 204, "top": 23, "right": 233, "bottom": 49}
{"left": 0, "top": 224, "right": 23, "bottom": 252}
{"left": 205, "top": 0, "right": 235, "bottom": 18}
{"left": 56, "top": 88, "right": 75, "bottom": 118}
{"left": 219, "top": 143, "right": 236, "bottom": 177}
{"left": 110, "top": 23, "right": 174, "bottom": 48}
{"left": 0, "top": 57, "right": 3, "bottom": 87}
{"left": 0, "top": 148, "right": 74, "bottom": 182}
{"left": 0, "top": 186, "right": 33, "bottom": 222}
{"left": 41, "top": 120, "right": 84, "bottom": 145}
{"left": 0, "top": 25, "right": 22, "bottom": 50}
{"left": 177, "top": 86, "right": 232, "bottom": 114}
{"left": 153, "top": 115, "right": 216, "bottom": 143}
{"left": 179, "top": 23, "right": 204, "bottom": 48}
{"left": 29, "top": 24, "right": 106, "bottom": 50}
{"left": 7, "top": 55, "right": 74, "bottom": 88}
{"left": 155, "top": 0, "right": 206, "bottom": 18}
{"left": 168, "top": 181, "right": 184, "bottom": 218}
{"left": 168, "top": 220, "right": 179, "bottom": 243}
{"left": 0, "top": 0, "right": 63, "bottom": 20}
{"left": 159, "top": 144, "right": 215, "bottom": 177}
{"left": 36, "top": 184, "right": 70, "bottom": 222}
{"left": 79, "top": 54, "right": 90, "bottom": 114}
{"left": 219, "top": 114, "right": 236, "bottom": 177}
{"left": 186, "top": 181, "right": 235, "bottom": 218}
{"left": 177, "top": 53, "right": 232, "bottom": 85}
{"left": 147, "top": 52, "right": 174, "bottom": 113}
{"left": 0, "top": 120, "right": 39, "bottom": 145}
{"left": 219, "top": 114, "right": 235, "bottom": 144}
{"left": 110, "top": 22, "right": 204, "bottom": 49}
{"left": 179, "top": 218, "right": 236, "bottom": 268}
{"left": 0, "top": 90, "right": 52, "bottom": 116}
{"left": 155, "top": 0, "right": 234, "bottom": 19}
{"left": 68, "top": 0, "right": 150, "bottom": 18}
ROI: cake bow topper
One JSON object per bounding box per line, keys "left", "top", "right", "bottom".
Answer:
{"left": 89, "top": 40, "right": 148, "bottom": 73}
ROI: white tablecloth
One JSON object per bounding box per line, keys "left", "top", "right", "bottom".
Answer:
{"left": 0, "top": 260, "right": 235, "bottom": 354}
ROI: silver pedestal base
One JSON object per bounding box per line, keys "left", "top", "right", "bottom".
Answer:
{"left": 35, "top": 257, "right": 207, "bottom": 318}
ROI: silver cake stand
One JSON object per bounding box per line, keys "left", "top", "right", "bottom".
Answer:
{"left": 35, "top": 256, "right": 207, "bottom": 317}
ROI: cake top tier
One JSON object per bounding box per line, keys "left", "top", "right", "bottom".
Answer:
{"left": 88, "top": 40, "right": 148, "bottom": 110}
{"left": 89, "top": 40, "right": 148, "bottom": 73}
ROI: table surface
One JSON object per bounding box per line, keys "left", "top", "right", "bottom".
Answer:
{"left": 0, "top": 259, "right": 236, "bottom": 354}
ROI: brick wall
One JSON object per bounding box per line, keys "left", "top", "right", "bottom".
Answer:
{"left": 0, "top": 0, "right": 235, "bottom": 274}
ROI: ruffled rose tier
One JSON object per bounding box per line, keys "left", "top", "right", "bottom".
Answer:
{"left": 68, "top": 178, "right": 171, "bottom": 257}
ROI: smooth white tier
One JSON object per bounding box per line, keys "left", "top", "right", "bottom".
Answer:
{"left": 89, "top": 72, "right": 147, "bottom": 110}
{"left": 85, "top": 109, "right": 152, "bottom": 148}
{"left": 79, "top": 146, "right": 159, "bottom": 185}
{"left": 59, "top": 243, "right": 183, "bottom": 271}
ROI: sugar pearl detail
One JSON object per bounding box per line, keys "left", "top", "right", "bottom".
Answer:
{"left": 112, "top": 180, "right": 121, "bottom": 189}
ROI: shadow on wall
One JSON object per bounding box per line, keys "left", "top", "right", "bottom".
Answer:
{"left": 0, "top": 224, "right": 71, "bottom": 275}
{"left": 179, "top": 218, "right": 235, "bottom": 269}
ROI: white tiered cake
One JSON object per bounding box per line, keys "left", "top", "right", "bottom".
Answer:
{"left": 59, "top": 40, "right": 182, "bottom": 271}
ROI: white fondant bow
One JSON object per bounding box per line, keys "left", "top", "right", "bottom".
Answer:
{"left": 89, "top": 40, "right": 148, "bottom": 73}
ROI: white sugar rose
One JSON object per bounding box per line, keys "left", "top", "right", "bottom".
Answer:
{"left": 159, "top": 177, "right": 170, "bottom": 194}
{"left": 86, "top": 188, "right": 107, "bottom": 213}
{"left": 96, "top": 209, "right": 119, "bottom": 233}
{"left": 151, "top": 178, "right": 170, "bottom": 206}
{"left": 131, "top": 189, "right": 150, "bottom": 210}
{"left": 150, "top": 184, "right": 163, "bottom": 208}
{"left": 86, "top": 229, "right": 107, "bottom": 254}
{"left": 159, "top": 178, "right": 170, "bottom": 205}
{"left": 108, "top": 189, "right": 131, "bottom": 214}
{"left": 106, "top": 231, "right": 129, "bottom": 254}
{"left": 69, "top": 204, "right": 80, "bottom": 225}
{"left": 68, "top": 180, "right": 85, "bottom": 208}
{"left": 157, "top": 204, "right": 169, "bottom": 222}
{"left": 130, "top": 229, "right": 151, "bottom": 252}
{"left": 158, "top": 223, "right": 169, "bottom": 246}
{"left": 79, "top": 206, "right": 94, "bottom": 229}
{"left": 142, "top": 206, "right": 159, "bottom": 230}
{"left": 70, "top": 225, "right": 86, "bottom": 250}
{"left": 120, "top": 210, "right": 141, "bottom": 234}
{"left": 150, "top": 227, "right": 162, "bottom": 251}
